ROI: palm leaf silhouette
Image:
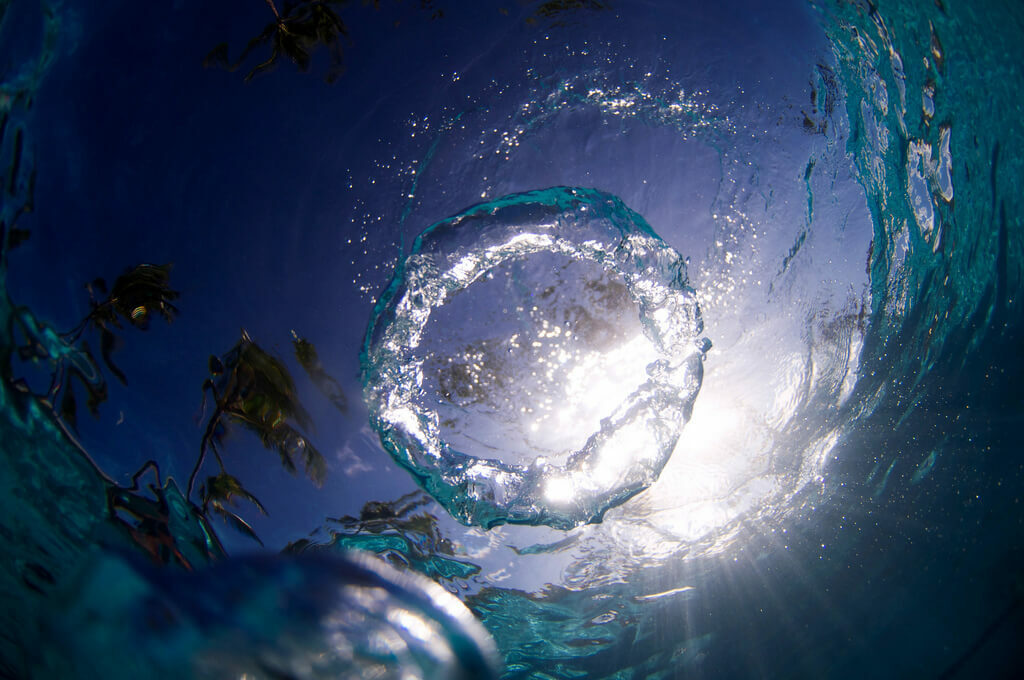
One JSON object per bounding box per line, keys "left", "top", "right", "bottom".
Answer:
{"left": 188, "top": 330, "right": 327, "bottom": 516}
{"left": 204, "top": 0, "right": 350, "bottom": 83}
{"left": 78, "top": 263, "right": 179, "bottom": 335}
{"left": 11, "top": 263, "right": 176, "bottom": 432}
{"left": 292, "top": 330, "right": 347, "bottom": 413}
{"left": 67, "top": 263, "right": 179, "bottom": 385}
{"left": 527, "top": 0, "right": 611, "bottom": 26}
{"left": 201, "top": 472, "right": 267, "bottom": 546}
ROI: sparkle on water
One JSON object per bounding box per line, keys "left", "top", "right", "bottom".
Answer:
{"left": 362, "top": 187, "right": 709, "bottom": 530}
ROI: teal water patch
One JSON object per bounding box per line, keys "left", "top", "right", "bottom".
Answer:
{"left": 363, "top": 187, "right": 709, "bottom": 530}
{"left": 286, "top": 491, "right": 482, "bottom": 584}
{"left": 910, "top": 447, "right": 939, "bottom": 485}
{"left": 823, "top": 0, "right": 1024, "bottom": 394}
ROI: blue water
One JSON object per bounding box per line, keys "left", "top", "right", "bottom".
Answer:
{"left": 0, "top": 0, "right": 1021, "bottom": 677}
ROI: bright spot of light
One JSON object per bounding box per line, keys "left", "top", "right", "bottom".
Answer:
{"left": 544, "top": 476, "right": 575, "bottom": 504}
{"left": 528, "top": 333, "right": 659, "bottom": 459}
{"left": 634, "top": 338, "right": 801, "bottom": 552}
{"left": 589, "top": 418, "right": 659, "bottom": 488}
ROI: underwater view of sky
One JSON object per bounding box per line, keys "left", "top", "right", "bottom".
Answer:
{"left": 0, "top": 0, "right": 1022, "bottom": 677}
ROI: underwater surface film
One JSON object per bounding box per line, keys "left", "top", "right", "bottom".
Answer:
{"left": 0, "top": 0, "right": 1022, "bottom": 677}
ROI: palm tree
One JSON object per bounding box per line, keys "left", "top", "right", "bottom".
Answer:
{"left": 188, "top": 330, "right": 327, "bottom": 543}
{"left": 65, "top": 263, "right": 179, "bottom": 381}
{"left": 12, "top": 263, "right": 178, "bottom": 430}
{"left": 292, "top": 329, "right": 347, "bottom": 413}
{"left": 199, "top": 471, "right": 268, "bottom": 547}
{"left": 204, "top": 0, "right": 350, "bottom": 83}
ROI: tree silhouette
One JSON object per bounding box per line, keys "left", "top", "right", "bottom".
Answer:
{"left": 204, "top": 0, "right": 350, "bottom": 83}
{"left": 203, "top": 0, "right": 614, "bottom": 84}
{"left": 200, "top": 471, "right": 269, "bottom": 547}
{"left": 67, "top": 263, "right": 179, "bottom": 380}
{"left": 12, "top": 263, "right": 178, "bottom": 430}
{"left": 526, "top": 1, "right": 612, "bottom": 27}
{"left": 292, "top": 329, "right": 347, "bottom": 413}
{"left": 189, "top": 329, "right": 328, "bottom": 544}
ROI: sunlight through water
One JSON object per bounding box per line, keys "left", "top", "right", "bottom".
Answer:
{"left": 362, "top": 187, "right": 709, "bottom": 530}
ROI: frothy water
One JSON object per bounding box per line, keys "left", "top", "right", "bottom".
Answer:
{"left": 363, "top": 188, "right": 707, "bottom": 529}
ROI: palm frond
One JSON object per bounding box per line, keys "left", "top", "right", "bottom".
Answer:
{"left": 207, "top": 0, "right": 351, "bottom": 83}
{"left": 191, "top": 330, "right": 328, "bottom": 501}
{"left": 105, "top": 263, "right": 179, "bottom": 329}
{"left": 208, "top": 502, "right": 265, "bottom": 546}
{"left": 266, "top": 421, "right": 327, "bottom": 486}
{"left": 201, "top": 472, "right": 268, "bottom": 515}
{"left": 292, "top": 331, "right": 347, "bottom": 413}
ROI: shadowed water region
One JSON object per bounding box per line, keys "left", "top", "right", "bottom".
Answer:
{"left": 0, "top": 0, "right": 1021, "bottom": 677}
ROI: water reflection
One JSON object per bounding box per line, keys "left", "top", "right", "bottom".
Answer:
{"left": 363, "top": 187, "right": 707, "bottom": 529}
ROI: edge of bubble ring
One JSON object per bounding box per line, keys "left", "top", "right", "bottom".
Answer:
{"left": 361, "top": 189, "right": 707, "bottom": 529}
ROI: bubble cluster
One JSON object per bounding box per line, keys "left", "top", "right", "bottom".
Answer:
{"left": 362, "top": 187, "right": 708, "bottom": 529}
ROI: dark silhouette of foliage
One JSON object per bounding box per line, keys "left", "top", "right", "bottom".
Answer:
{"left": 204, "top": 0, "right": 350, "bottom": 83}
{"left": 292, "top": 329, "right": 347, "bottom": 413}
{"left": 201, "top": 0, "right": 617, "bottom": 85}
{"left": 189, "top": 329, "right": 327, "bottom": 543}
{"left": 200, "top": 472, "right": 268, "bottom": 547}
{"left": 3, "top": 257, "right": 340, "bottom": 552}
{"left": 1, "top": 257, "right": 222, "bottom": 567}
{"left": 88, "top": 263, "right": 179, "bottom": 329}
{"left": 204, "top": 0, "right": 451, "bottom": 84}
{"left": 8, "top": 258, "right": 345, "bottom": 548}
{"left": 11, "top": 263, "right": 177, "bottom": 431}
{"left": 526, "top": 0, "right": 611, "bottom": 26}
{"left": 69, "top": 262, "right": 179, "bottom": 383}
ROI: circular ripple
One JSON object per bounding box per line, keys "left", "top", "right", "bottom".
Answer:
{"left": 362, "top": 187, "right": 709, "bottom": 529}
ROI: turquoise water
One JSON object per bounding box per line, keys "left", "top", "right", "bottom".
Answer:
{"left": 0, "top": 0, "right": 1021, "bottom": 677}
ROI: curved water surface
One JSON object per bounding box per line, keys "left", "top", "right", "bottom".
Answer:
{"left": 0, "top": 0, "right": 1021, "bottom": 677}
{"left": 363, "top": 187, "right": 707, "bottom": 529}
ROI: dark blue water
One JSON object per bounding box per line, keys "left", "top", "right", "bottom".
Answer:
{"left": 0, "top": 0, "right": 1021, "bottom": 677}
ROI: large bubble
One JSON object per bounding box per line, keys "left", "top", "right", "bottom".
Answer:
{"left": 362, "top": 187, "right": 709, "bottom": 529}
{"left": 46, "top": 552, "right": 499, "bottom": 679}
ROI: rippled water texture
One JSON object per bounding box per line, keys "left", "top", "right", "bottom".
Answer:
{"left": 363, "top": 187, "right": 707, "bottom": 529}
{"left": 361, "top": 8, "right": 875, "bottom": 576}
{"left": 0, "top": 0, "right": 1021, "bottom": 678}
{"left": 46, "top": 551, "right": 499, "bottom": 679}
{"left": 353, "top": 0, "right": 1023, "bottom": 674}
